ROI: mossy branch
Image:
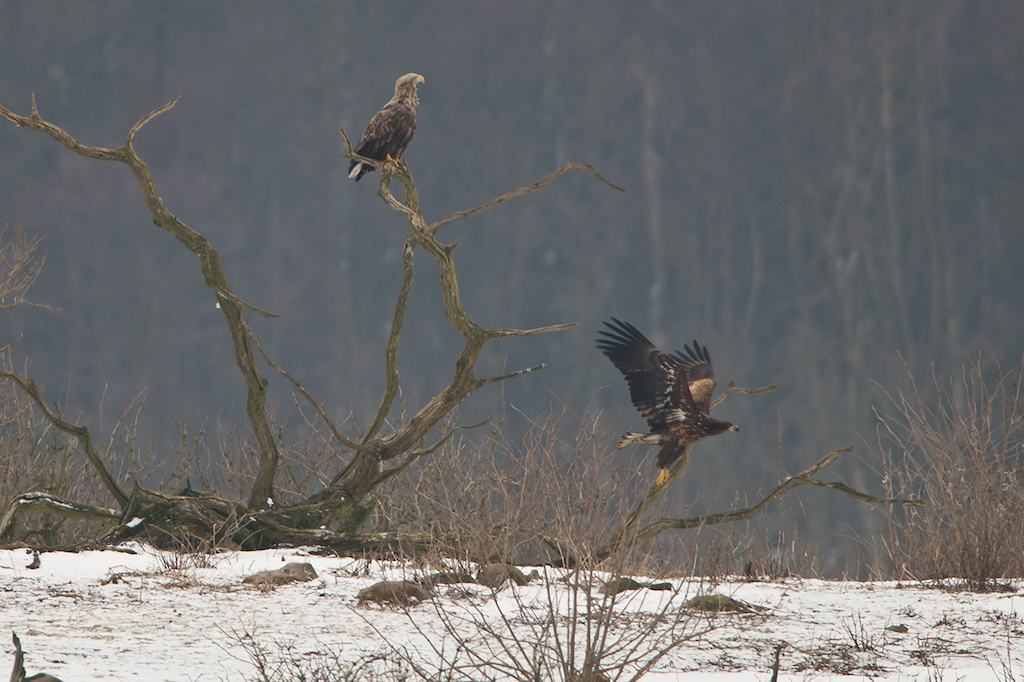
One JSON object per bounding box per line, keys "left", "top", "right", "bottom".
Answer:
{"left": 0, "top": 492, "right": 120, "bottom": 545}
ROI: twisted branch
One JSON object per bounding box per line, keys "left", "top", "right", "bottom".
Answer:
{"left": 1, "top": 93, "right": 282, "bottom": 509}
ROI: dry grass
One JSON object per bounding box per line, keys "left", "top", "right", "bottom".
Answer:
{"left": 374, "top": 403, "right": 651, "bottom": 571}
{"left": 878, "top": 351, "right": 1024, "bottom": 589}
{"left": 0, "top": 361, "right": 109, "bottom": 547}
{"left": 374, "top": 402, "right": 812, "bottom": 581}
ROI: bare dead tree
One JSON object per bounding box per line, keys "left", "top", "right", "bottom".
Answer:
{"left": 0, "top": 93, "right": 623, "bottom": 550}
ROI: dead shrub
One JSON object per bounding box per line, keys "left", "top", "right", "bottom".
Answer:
{"left": 878, "top": 351, "right": 1024, "bottom": 589}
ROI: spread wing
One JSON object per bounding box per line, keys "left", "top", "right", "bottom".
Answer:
{"left": 669, "top": 341, "right": 717, "bottom": 415}
{"left": 596, "top": 318, "right": 698, "bottom": 432}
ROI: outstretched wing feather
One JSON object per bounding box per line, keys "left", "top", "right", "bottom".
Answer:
{"left": 596, "top": 318, "right": 694, "bottom": 431}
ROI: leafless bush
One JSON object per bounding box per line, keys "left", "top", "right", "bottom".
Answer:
{"left": 222, "top": 628, "right": 409, "bottom": 682}
{"left": 406, "top": 566, "right": 714, "bottom": 682}
{"left": 878, "top": 351, "right": 1024, "bottom": 589}
{"left": 0, "top": 217, "right": 51, "bottom": 311}
{"left": 375, "top": 398, "right": 823, "bottom": 582}
{"left": 0, "top": 357, "right": 107, "bottom": 546}
{"left": 0, "top": 217, "right": 119, "bottom": 545}
{"left": 374, "top": 402, "right": 665, "bottom": 572}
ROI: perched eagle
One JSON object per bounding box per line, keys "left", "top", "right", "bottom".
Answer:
{"left": 596, "top": 318, "right": 738, "bottom": 485}
{"left": 348, "top": 73, "right": 425, "bottom": 181}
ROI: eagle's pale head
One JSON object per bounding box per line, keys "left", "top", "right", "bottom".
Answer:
{"left": 394, "top": 73, "right": 425, "bottom": 106}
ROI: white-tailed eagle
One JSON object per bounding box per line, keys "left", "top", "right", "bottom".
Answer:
{"left": 348, "top": 73, "right": 425, "bottom": 181}
{"left": 597, "top": 318, "right": 738, "bottom": 485}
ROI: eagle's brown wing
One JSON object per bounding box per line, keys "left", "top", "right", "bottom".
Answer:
{"left": 596, "top": 318, "right": 697, "bottom": 433}
{"left": 349, "top": 102, "right": 417, "bottom": 179}
{"left": 670, "top": 341, "right": 717, "bottom": 415}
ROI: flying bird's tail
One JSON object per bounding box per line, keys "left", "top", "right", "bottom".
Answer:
{"left": 616, "top": 431, "right": 659, "bottom": 449}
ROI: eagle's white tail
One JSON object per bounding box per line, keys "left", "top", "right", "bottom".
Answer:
{"left": 616, "top": 432, "right": 658, "bottom": 449}
{"left": 348, "top": 163, "right": 363, "bottom": 179}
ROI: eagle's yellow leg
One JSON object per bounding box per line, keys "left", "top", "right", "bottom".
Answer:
{"left": 385, "top": 153, "right": 408, "bottom": 171}
{"left": 655, "top": 468, "right": 670, "bottom": 486}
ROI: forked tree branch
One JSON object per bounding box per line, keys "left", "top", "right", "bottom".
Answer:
{"left": 598, "top": 380, "right": 921, "bottom": 560}
{"left": 336, "top": 128, "right": 600, "bottom": 477}
{"left": 240, "top": 316, "right": 370, "bottom": 457}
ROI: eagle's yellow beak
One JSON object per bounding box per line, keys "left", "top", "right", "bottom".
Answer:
{"left": 416, "top": 75, "right": 425, "bottom": 84}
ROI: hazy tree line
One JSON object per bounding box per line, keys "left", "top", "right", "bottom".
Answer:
{"left": 1, "top": 1, "right": 1021, "bottom": 560}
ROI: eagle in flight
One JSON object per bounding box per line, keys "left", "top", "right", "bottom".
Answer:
{"left": 597, "top": 318, "right": 738, "bottom": 485}
{"left": 348, "top": 73, "right": 425, "bottom": 181}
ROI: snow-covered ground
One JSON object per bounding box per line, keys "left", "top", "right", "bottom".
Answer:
{"left": 1, "top": 544, "right": 1021, "bottom": 681}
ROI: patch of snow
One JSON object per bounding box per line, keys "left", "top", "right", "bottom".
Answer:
{"left": 0, "top": 546, "right": 1020, "bottom": 681}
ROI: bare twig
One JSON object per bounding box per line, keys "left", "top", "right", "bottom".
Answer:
{"left": 369, "top": 417, "right": 491, "bottom": 488}
{"left": 428, "top": 162, "right": 627, "bottom": 235}
{"left": 710, "top": 378, "right": 780, "bottom": 410}
{"left": 480, "top": 363, "right": 547, "bottom": 387}
{"left": 490, "top": 321, "right": 581, "bottom": 338}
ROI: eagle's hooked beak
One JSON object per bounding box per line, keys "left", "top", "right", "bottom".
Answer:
{"left": 416, "top": 74, "right": 425, "bottom": 84}
{"left": 729, "top": 425, "right": 739, "bottom": 432}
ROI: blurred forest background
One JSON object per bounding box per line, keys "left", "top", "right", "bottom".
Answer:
{"left": 1, "top": 2, "right": 1022, "bottom": 570}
